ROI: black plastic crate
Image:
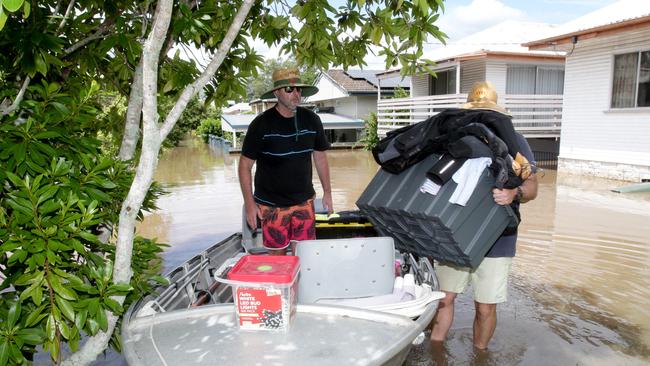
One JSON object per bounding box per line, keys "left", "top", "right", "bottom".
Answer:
{"left": 356, "top": 154, "right": 518, "bottom": 268}
{"left": 315, "top": 210, "right": 378, "bottom": 239}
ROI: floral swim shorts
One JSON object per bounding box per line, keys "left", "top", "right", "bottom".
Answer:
{"left": 258, "top": 199, "right": 316, "bottom": 250}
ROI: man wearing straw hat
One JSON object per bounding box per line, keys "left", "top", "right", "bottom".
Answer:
{"left": 238, "top": 68, "right": 333, "bottom": 255}
{"left": 430, "top": 81, "right": 539, "bottom": 349}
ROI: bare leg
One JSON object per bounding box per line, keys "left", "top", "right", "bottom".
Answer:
{"left": 473, "top": 301, "right": 497, "bottom": 349}
{"left": 429, "top": 339, "right": 449, "bottom": 366}
{"left": 267, "top": 248, "right": 288, "bottom": 256}
{"left": 430, "top": 291, "right": 457, "bottom": 341}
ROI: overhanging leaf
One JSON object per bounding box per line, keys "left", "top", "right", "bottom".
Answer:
{"left": 16, "top": 328, "right": 44, "bottom": 345}
{"left": 0, "top": 7, "right": 7, "bottom": 31}
{"left": 55, "top": 295, "right": 76, "bottom": 321}
{"left": 0, "top": 340, "right": 8, "bottom": 366}
{"left": 7, "top": 301, "right": 21, "bottom": 328}
{"left": 58, "top": 320, "right": 71, "bottom": 340}
{"left": 25, "top": 304, "right": 47, "bottom": 327}
{"left": 46, "top": 314, "right": 56, "bottom": 341}
{"left": 96, "top": 307, "right": 108, "bottom": 331}
{"left": 3, "top": 0, "right": 24, "bottom": 12}
{"left": 22, "top": 0, "right": 29, "bottom": 17}
{"left": 49, "top": 275, "right": 78, "bottom": 300}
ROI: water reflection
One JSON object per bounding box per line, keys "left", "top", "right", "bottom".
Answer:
{"left": 137, "top": 137, "right": 650, "bottom": 365}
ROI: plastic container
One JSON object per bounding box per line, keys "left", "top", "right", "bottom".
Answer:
{"left": 356, "top": 154, "right": 518, "bottom": 268}
{"left": 314, "top": 210, "right": 377, "bottom": 239}
{"left": 226, "top": 255, "right": 300, "bottom": 332}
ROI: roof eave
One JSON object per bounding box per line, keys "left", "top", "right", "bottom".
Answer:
{"left": 524, "top": 15, "right": 650, "bottom": 50}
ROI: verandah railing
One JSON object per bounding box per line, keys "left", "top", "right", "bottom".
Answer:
{"left": 376, "top": 94, "right": 563, "bottom": 139}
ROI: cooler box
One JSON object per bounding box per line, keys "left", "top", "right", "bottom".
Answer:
{"left": 227, "top": 255, "right": 300, "bottom": 332}
{"left": 356, "top": 154, "right": 518, "bottom": 268}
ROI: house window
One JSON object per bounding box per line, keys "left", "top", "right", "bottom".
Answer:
{"left": 430, "top": 69, "right": 456, "bottom": 95}
{"left": 506, "top": 65, "right": 564, "bottom": 94}
{"left": 611, "top": 50, "right": 650, "bottom": 108}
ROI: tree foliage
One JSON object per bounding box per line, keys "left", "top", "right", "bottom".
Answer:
{"left": 0, "top": 0, "right": 447, "bottom": 364}
{"left": 159, "top": 97, "right": 217, "bottom": 147}
{"left": 392, "top": 86, "right": 410, "bottom": 99}
{"left": 0, "top": 80, "right": 166, "bottom": 364}
{"left": 358, "top": 111, "right": 380, "bottom": 150}
{"left": 197, "top": 117, "right": 224, "bottom": 143}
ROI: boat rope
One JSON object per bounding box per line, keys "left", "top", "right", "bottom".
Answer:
{"left": 149, "top": 312, "right": 169, "bottom": 366}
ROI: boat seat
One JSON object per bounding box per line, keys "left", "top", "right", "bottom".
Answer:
{"left": 295, "top": 237, "right": 396, "bottom": 304}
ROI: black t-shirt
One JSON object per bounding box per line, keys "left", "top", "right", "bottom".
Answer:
{"left": 241, "top": 106, "right": 330, "bottom": 207}
{"left": 485, "top": 133, "right": 537, "bottom": 258}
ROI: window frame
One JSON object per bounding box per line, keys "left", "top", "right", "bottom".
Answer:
{"left": 429, "top": 67, "right": 457, "bottom": 95}
{"left": 505, "top": 64, "right": 565, "bottom": 95}
{"left": 610, "top": 49, "right": 650, "bottom": 109}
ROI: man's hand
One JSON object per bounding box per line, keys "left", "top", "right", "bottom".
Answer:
{"left": 238, "top": 155, "right": 260, "bottom": 229}
{"left": 313, "top": 150, "right": 333, "bottom": 214}
{"left": 492, "top": 188, "right": 517, "bottom": 206}
{"left": 492, "top": 173, "right": 538, "bottom": 206}
{"left": 321, "top": 191, "right": 334, "bottom": 214}
{"left": 244, "top": 201, "right": 262, "bottom": 230}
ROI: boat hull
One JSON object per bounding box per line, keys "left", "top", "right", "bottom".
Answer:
{"left": 123, "top": 303, "right": 435, "bottom": 366}
{"left": 122, "top": 233, "right": 439, "bottom": 365}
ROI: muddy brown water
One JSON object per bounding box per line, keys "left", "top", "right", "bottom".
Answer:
{"left": 135, "top": 137, "right": 650, "bottom": 366}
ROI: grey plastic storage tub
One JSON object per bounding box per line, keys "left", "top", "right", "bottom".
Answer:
{"left": 356, "top": 154, "right": 518, "bottom": 268}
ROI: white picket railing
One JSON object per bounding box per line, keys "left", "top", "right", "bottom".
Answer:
{"left": 377, "top": 94, "right": 562, "bottom": 138}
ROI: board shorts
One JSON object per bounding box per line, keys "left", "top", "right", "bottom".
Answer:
{"left": 435, "top": 257, "right": 512, "bottom": 304}
{"left": 258, "top": 198, "right": 316, "bottom": 250}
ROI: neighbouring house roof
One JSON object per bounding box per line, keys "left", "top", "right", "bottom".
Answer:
{"left": 221, "top": 112, "right": 365, "bottom": 133}
{"left": 378, "top": 20, "right": 564, "bottom": 79}
{"left": 324, "top": 69, "right": 410, "bottom": 94}
{"left": 223, "top": 102, "right": 252, "bottom": 114}
{"left": 524, "top": 0, "right": 650, "bottom": 50}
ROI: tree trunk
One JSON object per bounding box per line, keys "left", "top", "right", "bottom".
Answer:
{"left": 62, "top": 0, "right": 256, "bottom": 363}
{"left": 60, "top": 0, "right": 172, "bottom": 362}
{"left": 118, "top": 61, "right": 143, "bottom": 161}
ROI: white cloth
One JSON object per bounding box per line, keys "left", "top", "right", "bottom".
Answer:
{"left": 317, "top": 274, "right": 418, "bottom": 306}
{"left": 449, "top": 157, "right": 492, "bottom": 206}
{"left": 420, "top": 178, "right": 441, "bottom": 196}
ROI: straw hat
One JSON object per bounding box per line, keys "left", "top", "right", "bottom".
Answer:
{"left": 462, "top": 81, "right": 510, "bottom": 115}
{"left": 260, "top": 68, "right": 319, "bottom": 99}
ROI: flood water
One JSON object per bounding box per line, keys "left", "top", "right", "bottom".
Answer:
{"left": 137, "top": 137, "right": 650, "bottom": 366}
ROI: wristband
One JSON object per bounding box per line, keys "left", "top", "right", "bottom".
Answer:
{"left": 515, "top": 186, "right": 524, "bottom": 202}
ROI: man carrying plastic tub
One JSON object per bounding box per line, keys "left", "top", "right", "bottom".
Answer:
{"left": 238, "top": 68, "right": 333, "bottom": 255}
{"left": 430, "top": 81, "right": 539, "bottom": 349}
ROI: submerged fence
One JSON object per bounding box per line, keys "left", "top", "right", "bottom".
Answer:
{"left": 533, "top": 150, "right": 558, "bottom": 170}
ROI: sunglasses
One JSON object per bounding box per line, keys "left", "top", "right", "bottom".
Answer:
{"left": 282, "top": 86, "right": 302, "bottom": 94}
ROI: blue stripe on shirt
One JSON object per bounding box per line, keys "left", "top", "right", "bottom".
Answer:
{"left": 263, "top": 130, "right": 316, "bottom": 139}
{"left": 261, "top": 148, "right": 313, "bottom": 156}
{"left": 254, "top": 195, "right": 276, "bottom": 205}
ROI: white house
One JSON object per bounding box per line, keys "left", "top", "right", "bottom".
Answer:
{"left": 374, "top": 21, "right": 567, "bottom": 166}
{"left": 306, "top": 69, "right": 410, "bottom": 120}
{"left": 525, "top": 0, "right": 650, "bottom": 182}
{"left": 407, "top": 20, "right": 565, "bottom": 99}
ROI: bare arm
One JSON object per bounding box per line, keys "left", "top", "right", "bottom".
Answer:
{"left": 492, "top": 173, "right": 538, "bottom": 206}
{"left": 313, "top": 150, "right": 333, "bottom": 214}
{"left": 238, "top": 155, "right": 261, "bottom": 229}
